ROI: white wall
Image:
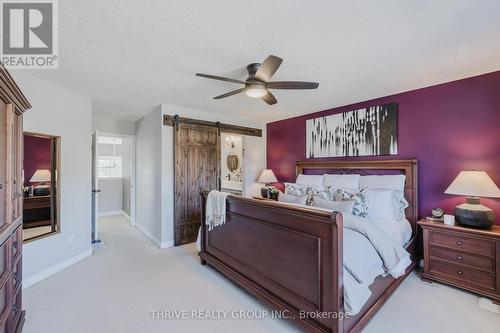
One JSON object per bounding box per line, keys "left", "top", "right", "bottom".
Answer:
{"left": 120, "top": 137, "right": 133, "bottom": 216}
{"left": 97, "top": 178, "right": 122, "bottom": 214}
{"left": 135, "top": 106, "right": 164, "bottom": 247}
{"left": 242, "top": 133, "right": 267, "bottom": 197}
{"left": 12, "top": 71, "right": 93, "bottom": 287}
{"left": 92, "top": 114, "right": 135, "bottom": 135}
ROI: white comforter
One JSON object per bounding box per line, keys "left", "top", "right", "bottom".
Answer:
{"left": 342, "top": 214, "right": 411, "bottom": 315}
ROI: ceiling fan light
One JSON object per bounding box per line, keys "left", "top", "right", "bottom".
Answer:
{"left": 245, "top": 87, "right": 267, "bottom": 98}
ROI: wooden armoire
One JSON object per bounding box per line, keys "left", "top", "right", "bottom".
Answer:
{"left": 0, "top": 64, "right": 31, "bottom": 332}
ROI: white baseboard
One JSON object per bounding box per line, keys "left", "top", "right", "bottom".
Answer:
{"left": 98, "top": 210, "right": 123, "bottom": 217}
{"left": 135, "top": 223, "right": 173, "bottom": 249}
{"left": 121, "top": 211, "right": 131, "bottom": 220}
{"left": 135, "top": 223, "right": 162, "bottom": 248}
{"left": 22, "top": 249, "right": 93, "bottom": 289}
{"left": 161, "top": 240, "right": 174, "bottom": 249}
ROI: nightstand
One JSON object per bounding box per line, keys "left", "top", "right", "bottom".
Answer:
{"left": 418, "top": 220, "right": 500, "bottom": 304}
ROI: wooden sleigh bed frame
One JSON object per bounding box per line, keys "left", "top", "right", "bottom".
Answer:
{"left": 199, "top": 159, "right": 418, "bottom": 333}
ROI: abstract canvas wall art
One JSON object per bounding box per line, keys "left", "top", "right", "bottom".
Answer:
{"left": 306, "top": 103, "right": 398, "bottom": 158}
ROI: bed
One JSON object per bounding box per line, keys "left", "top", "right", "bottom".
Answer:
{"left": 199, "top": 159, "right": 418, "bottom": 333}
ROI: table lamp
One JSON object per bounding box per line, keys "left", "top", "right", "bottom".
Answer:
{"left": 30, "top": 169, "right": 51, "bottom": 196}
{"left": 257, "top": 169, "right": 277, "bottom": 198}
{"left": 444, "top": 171, "right": 500, "bottom": 228}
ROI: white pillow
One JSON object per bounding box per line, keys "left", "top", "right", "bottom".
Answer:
{"left": 366, "top": 189, "right": 408, "bottom": 220}
{"left": 313, "top": 196, "right": 354, "bottom": 214}
{"left": 359, "top": 175, "right": 406, "bottom": 191}
{"left": 322, "top": 174, "right": 360, "bottom": 190}
{"left": 278, "top": 193, "right": 308, "bottom": 206}
{"left": 296, "top": 174, "right": 324, "bottom": 187}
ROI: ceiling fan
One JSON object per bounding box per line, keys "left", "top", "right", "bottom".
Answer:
{"left": 195, "top": 55, "right": 319, "bottom": 105}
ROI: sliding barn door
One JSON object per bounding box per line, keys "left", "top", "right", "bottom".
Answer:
{"left": 174, "top": 123, "right": 219, "bottom": 246}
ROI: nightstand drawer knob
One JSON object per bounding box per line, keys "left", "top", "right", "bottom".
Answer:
{"left": 457, "top": 270, "right": 463, "bottom": 275}
{"left": 457, "top": 255, "right": 463, "bottom": 260}
{"left": 456, "top": 240, "right": 463, "bottom": 246}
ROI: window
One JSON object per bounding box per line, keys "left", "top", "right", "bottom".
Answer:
{"left": 97, "top": 136, "right": 123, "bottom": 178}
{"left": 98, "top": 156, "right": 122, "bottom": 178}
{"left": 98, "top": 136, "right": 122, "bottom": 145}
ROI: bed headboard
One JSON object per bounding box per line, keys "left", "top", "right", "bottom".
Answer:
{"left": 295, "top": 159, "right": 418, "bottom": 229}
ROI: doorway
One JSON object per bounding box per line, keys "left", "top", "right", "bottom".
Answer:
{"left": 220, "top": 133, "right": 244, "bottom": 196}
{"left": 91, "top": 131, "right": 136, "bottom": 245}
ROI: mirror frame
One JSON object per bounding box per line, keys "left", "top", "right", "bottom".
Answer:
{"left": 226, "top": 154, "right": 240, "bottom": 173}
{"left": 23, "top": 131, "right": 61, "bottom": 243}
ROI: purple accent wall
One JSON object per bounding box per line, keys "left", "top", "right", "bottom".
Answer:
{"left": 267, "top": 71, "right": 500, "bottom": 224}
{"left": 24, "top": 135, "right": 51, "bottom": 186}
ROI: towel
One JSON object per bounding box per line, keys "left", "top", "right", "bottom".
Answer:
{"left": 206, "top": 190, "right": 229, "bottom": 231}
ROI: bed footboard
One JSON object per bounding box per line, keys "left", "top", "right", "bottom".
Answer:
{"left": 200, "top": 192, "right": 344, "bottom": 333}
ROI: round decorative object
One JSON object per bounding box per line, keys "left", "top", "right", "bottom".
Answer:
{"left": 432, "top": 208, "right": 444, "bottom": 218}
{"left": 226, "top": 154, "right": 239, "bottom": 173}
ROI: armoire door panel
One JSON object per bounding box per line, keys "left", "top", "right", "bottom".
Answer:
{"left": 0, "top": 100, "right": 6, "bottom": 229}
{"left": 4, "top": 104, "right": 13, "bottom": 225}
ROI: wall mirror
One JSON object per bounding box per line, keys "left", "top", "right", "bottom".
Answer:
{"left": 226, "top": 154, "right": 239, "bottom": 173}
{"left": 23, "top": 132, "right": 61, "bottom": 242}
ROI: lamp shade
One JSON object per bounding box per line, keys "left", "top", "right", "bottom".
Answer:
{"left": 30, "top": 169, "right": 51, "bottom": 182}
{"left": 257, "top": 169, "right": 277, "bottom": 184}
{"left": 445, "top": 171, "right": 500, "bottom": 198}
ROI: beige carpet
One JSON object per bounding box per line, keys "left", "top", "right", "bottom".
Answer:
{"left": 23, "top": 215, "right": 500, "bottom": 333}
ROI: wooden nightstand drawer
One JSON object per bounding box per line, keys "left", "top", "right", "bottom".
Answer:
{"left": 430, "top": 231, "right": 495, "bottom": 257}
{"left": 429, "top": 260, "right": 495, "bottom": 290}
{"left": 430, "top": 246, "right": 495, "bottom": 273}
{"left": 419, "top": 220, "right": 500, "bottom": 305}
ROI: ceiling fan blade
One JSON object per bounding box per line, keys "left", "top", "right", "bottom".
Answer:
{"left": 195, "top": 73, "right": 246, "bottom": 85}
{"left": 255, "top": 55, "right": 283, "bottom": 82}
{"left": 267, "top": 81, "right": 319, "bottom": 89}
{"left": 213, "top": 88, "right": 245, "bottom": 99}
{"left": 261, "top": 91, "right": 277, "bottom": 105}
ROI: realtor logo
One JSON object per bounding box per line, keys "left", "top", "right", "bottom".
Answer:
{"left": 0, "top": 0, "right": 58, "bottom": 69}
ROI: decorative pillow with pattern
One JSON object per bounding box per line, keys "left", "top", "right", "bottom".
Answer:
{"left": 312, "top": 186, "right": 335, "bottom": 201}
{"left": 284, "top": 182, "right": 308, "bottom": 196}
{"left": 285, "top": 183, "right": 327, "bottom": 205}
{"left": 334, "top": 188, "right": 369, "bottom": 217}
{"left": 305, "top": 186, "right": 326, "bottom": 205}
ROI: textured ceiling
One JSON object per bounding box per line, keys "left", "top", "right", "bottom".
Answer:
{"left": 25, "top": 0, "right": 500, "bottom": 123}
